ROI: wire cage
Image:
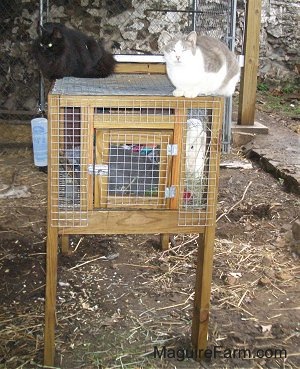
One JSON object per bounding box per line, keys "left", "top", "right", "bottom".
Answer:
{"left": 48, "top": 75, "right": 223, "bottom": 228}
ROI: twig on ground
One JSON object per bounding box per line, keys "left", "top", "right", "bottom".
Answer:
{"left": 68, "top": 255, "right": 107, "bottom": 270}
{"left": 217, "top": 181, "right": 252, "bottom": 222}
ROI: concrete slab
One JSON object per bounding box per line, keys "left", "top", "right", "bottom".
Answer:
{"left": 231, "top": 121, "right": 269, "bottom": 134}
{"left": 240, "top": 113, "right": 300, "bottom": 195}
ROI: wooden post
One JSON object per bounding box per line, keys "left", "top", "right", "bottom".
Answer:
{"left": 191, "top": 227, "right": 216, "bottom": 356}
{"left": 160, "top": 234, "right": 170, "bottom": 251}
{"left": 44, "top": 94, "right": 59, "bottom": 366}
{"left": 44, "top": 226, "right": 58, "bottom": 366}
{"left": 191, "top": 98, "right": 223, "bottom": 357}
{"left": 61, "top": 234, "right": 72, "bottom": 255}
{"left": 238, "top": 0, "right": 262, "bottom": 126}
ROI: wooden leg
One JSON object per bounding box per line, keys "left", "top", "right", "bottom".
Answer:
{"left": 44, "top": 225, "right": 58, "bottom": 367}
{"left": 191, "top": 226, "right": 216, "bottom": 358}
{"left": 61, "top": 234, "right": 72, "bottom": 255}
{"left": 160, "top": 233, "right": 170, "bottom": 251}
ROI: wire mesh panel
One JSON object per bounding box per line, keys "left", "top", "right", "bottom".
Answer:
{"left": 48, "top": 100, "right": 90, "bottom": 227}
{"left": 178, "top": 104, "right": 222, "bottom": 226}
{"left": 192, "top": 0, "right": 235, "bottom": 40}
{"left": 48, "top": 75, "right": 223, "bottom": 228}
{"left": 190, "top": 0, "right": 237, "bottom": 152}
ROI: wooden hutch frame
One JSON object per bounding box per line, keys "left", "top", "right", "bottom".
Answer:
{"left": 44, "top": 62, "right": 224, "bottom": 366}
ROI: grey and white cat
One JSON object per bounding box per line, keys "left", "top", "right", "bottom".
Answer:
{"left": 160, "top": 31, "right": 240, "bottom": 98}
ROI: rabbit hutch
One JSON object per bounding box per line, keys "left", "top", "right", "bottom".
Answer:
{"left": 45, "top": 68, "right": 224, "bottom": 365}
{"left": 43, "top": 0, "right": 237, "bottom": 366}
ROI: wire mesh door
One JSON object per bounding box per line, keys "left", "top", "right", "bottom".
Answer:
{"left": 95, "top": 130, "right": 173, "bottom": 208}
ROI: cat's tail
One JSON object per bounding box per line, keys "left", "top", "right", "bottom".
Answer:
{"left": 97, "top": 49, "right": 116, "bottom": 77}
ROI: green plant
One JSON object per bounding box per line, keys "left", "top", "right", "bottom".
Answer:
{"left": 257, "top": 82, "right": 269, "bottom": 92}
{"left": 282, "top": 84, "right": 296, "bottom": 94}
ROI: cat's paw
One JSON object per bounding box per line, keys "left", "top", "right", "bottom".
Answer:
{"left": 173, "top": 89, "right": 184, "bottom": 97}
{"left": 184, "top": 90, "right": 199, "bottom": 98}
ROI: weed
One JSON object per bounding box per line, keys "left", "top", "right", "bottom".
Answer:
{"left": 257, "top": 82, "right": 269, "bottom": 92}
{"left": 281, "top": 81, "right": 299, "bottom": 95}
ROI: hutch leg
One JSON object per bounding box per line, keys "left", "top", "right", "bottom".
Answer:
{"left": 44, "top": 225, "right": 59, "bottom": 367}
{"left": 191, "top": 226, "right": 216, "bottom": 358}
{"left": 160, "top": 233, "right": 170, "bottom": 251}
{"left": 61, "top": 234, "right": 72, "bottom": 255}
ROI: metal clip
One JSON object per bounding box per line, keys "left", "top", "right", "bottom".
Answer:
{"left": 88, "top": 164, "right": 108, "bottom": 176}
{"left": 167, "top": 144, "right": 178, "bottom": 156}
{"left": 165, "top": 186, "right": 176, "bottom": 198}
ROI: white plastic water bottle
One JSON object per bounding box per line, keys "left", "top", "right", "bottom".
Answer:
{"left": 31, "top": 117, "right": 48, "bottom": 167}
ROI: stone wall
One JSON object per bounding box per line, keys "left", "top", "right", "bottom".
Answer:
{"left": 260, "top": 0, "right": 300, "bottom": 82}
{"left": 0, "top": 0, "right": 299, "bottom": 114}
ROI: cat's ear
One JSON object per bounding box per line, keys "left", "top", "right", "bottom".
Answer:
{"left": 161, "top": 31, "right": 173, "bottom": 45}
{"left": 52, "top": 27, "right": 63, "bottom": 39}
{"left": 186, "top": 31, "right": 197, "bottom": 47}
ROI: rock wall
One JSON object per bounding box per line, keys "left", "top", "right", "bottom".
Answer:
{"left": 260, "top": 0, "right": 300, "bottom": 81}
{"left": 0, "top": 0, "right": 299, "bottom": 113}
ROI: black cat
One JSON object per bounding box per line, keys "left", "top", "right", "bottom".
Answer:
{"left": 32, "top": 22, "right": 116, "bottom": 80}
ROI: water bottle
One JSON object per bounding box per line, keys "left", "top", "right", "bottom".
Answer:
{"left": 31, "top": 117, "right": 48, "bottom": 170}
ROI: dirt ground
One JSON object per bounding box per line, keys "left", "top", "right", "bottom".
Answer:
{"left": 0, "top": 106, "right": 299, "bottom": 369}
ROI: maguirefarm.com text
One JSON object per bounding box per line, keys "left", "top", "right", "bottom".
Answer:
{"left": 153, "top": 345, "right": 287, "bottom": 361}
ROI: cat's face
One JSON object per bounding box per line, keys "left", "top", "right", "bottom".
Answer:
{"left": 38, "top": 25, "right": 64, "bottom": 55}
{"left": 161, "top": 31, "right": 197, "bottom": 65}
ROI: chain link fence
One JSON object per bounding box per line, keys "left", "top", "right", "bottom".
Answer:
{"left": 46, "top": 1, "right": 237, "bottom": 54}
{"left": 0, "top": 0, "right": 243, "bottom": 138}
{"left": 0, "top": 0, "right": 41, "bottom": 123}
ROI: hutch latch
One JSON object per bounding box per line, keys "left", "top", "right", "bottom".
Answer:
{"left": 167, "top": 144, "right": 178, "bottom": 156}
{"left": 165, "top": 186, "right": 176, "bottom": 199}
{"left": 88, "top": 164, "right": 108, "bottom": 176}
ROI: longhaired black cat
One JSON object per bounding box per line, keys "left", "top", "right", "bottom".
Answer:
{"left": 32, "top": 22, "right": 116, "bottom": 80}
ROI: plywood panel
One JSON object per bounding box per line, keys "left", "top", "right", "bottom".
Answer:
{"left": 94, "top": 114, "right": 175, "bottom": 129}
{"left": 59, "top": 210, "right": 206, "bottom": 234}
{"left": 115, "top": 62, "right": 166, "bottom": 74}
